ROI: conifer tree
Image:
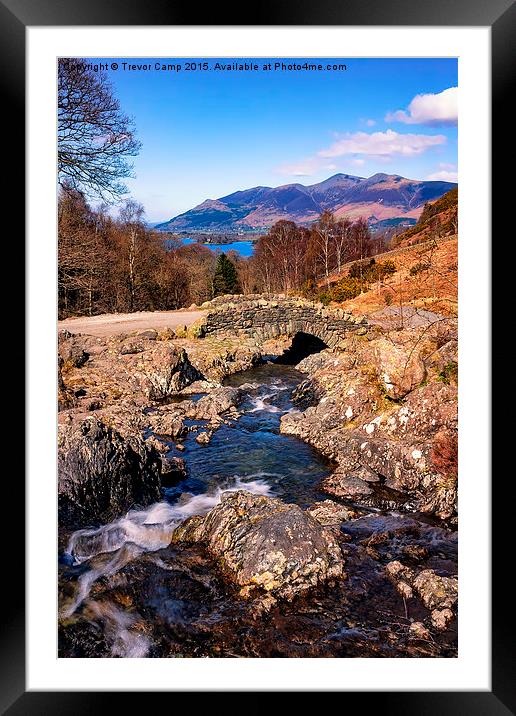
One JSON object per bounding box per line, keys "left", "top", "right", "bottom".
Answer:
{"left": 212, "top": 253, "right": 240, "bottom": 296}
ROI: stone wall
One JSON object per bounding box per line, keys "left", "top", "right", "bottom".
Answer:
{"left": 197, "top": 295, "right": 369, "bottom": 349}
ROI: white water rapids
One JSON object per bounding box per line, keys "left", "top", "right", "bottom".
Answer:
{"left": 60, "top": 366, "right": 324, "bottom": 657}
{"left": 61, "top": 478, "right": 273, "bottom": 638}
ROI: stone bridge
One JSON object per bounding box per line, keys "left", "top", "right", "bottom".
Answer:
{"left": 197, "top": 295, "right": 369, "bottom": 350}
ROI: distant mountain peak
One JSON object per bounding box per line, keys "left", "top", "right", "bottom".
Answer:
{"left": 155, "top": 172, "right": 457, "bottom": 233}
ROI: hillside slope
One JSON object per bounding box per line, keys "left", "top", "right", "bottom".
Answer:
{"left": 390, "top": 187, "right": 458, "bottom": 248}
{"left": 323, "top": 236, "right": 458, "bottom": 318}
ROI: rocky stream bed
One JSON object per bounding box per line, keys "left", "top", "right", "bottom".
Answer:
{"left": 58, "top": 311, "right": 458, "bottom": 658}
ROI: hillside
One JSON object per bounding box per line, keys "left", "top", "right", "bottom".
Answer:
{"left": 156, "top": 173, "right": 457, "bottom": 233}
{"left": 390, "top": 187, "right": 458, "bottom": 248}
{"left": 322, "top": 235, "right": 458, "bottom": 317}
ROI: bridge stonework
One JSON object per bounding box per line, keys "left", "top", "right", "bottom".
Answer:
{"left": 198, "top": 295, "right": 369, "bottom": 349}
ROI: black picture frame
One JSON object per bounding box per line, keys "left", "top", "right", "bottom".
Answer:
{"left": 3, "top": 0, "right": 508, "bottom": 710}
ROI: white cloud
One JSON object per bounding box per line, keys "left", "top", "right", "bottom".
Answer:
{"left": 386, "top": 87, "right": 458, "bottom": 126}
{"left": 365, "top": 119, "right": 376, "bottom": 127}
{"left": 276, "top": 129, "right": 446, "bottom": 177}
{"left": 426, "top": 169, "right": 458, "bottom": 182}
{"left": 426, "top": 163, "right": 458, "bottom": 182}
{"left": 318, "top": 129, "right": 446, "bottom": 158}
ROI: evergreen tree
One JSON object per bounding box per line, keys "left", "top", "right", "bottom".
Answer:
{"left": 212, "top": 253, "right": 240, "bottom": 296}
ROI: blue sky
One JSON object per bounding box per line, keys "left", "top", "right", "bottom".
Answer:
{"left": 101, "top": 58, "right": 457, "bottom": 222}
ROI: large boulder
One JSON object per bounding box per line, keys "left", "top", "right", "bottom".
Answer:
{"left": 183, "top": 386, "right": 242, "bottom": 419}
{"left": 134, "top": 345, "right": 201, "bottom": 399}
{"left": 58, "top": 330, "right": 91, "bottom": 369}
{"left": 58, "top": 417, "right": 162, "bottom": 526}
{"left": 363, "top": 335, "right": 426, "bottom": 400}
{"left": 172, "top": 491, "right": 344, "bottom": 602}
{"left": 183, "top": 338, "right": 262, "bottom": 382}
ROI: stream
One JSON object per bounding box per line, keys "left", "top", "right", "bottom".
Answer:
{"left": 58, "top": 361, "right": 458, "bottom": 658}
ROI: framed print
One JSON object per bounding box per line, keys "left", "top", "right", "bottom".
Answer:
{"left": 2, "top": 0, "right": 511, "bottom": 709}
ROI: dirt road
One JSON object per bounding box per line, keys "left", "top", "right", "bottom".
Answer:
{"left": 58, "top": 310, "right": 206, "bottom": 338}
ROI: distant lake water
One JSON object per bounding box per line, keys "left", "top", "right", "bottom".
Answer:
{"left": 176, "top": 237, "right": 255, "bottom": 257}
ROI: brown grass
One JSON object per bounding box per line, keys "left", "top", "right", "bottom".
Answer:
{"left": 331, "top": 237, "right": 458, "bottom": 317}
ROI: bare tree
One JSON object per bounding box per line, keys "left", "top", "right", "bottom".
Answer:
{"left": 58, "top": 185, "right": 108, "bottom": 316}
{"left": 58, "top": 59, "right": 141, "bottom": 201}
{"left": 311, "top": 211, "right": 336, "bottom": 287}
{"left": 334, "top": 217, "right": 353, "bottom": 275}
{"left": 118, "top": 200, "right": 145, "bottom": 312}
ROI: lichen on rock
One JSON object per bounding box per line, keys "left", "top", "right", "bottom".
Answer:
{"left": 172, "top": 491, "right": 345, "bottom": 604}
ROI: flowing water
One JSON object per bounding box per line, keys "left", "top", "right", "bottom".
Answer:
{"left": 58, "top": 362, "right": 458, "bottom": 658}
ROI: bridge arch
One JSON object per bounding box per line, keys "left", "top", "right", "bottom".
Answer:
{"left": 275, "top": 331, "right": 328, "bottom": 364}
{"left": 199, "top": 295, "right": 368, "bottom": 350}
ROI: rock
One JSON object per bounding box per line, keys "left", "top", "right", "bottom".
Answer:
{"left": 396, "top": 581, "right": 414, "bottom": 600}
{"left": 306, "top": 500, "right": 358, "bottom": 527}
{"left": 322, "top": 471, "right": 374, "bottom": 500}
{"left": 147, "top": 410, "right": 186, "bottom": 440}
{"left": 382, "top": 383, "right": 457, "bottom": 441}
{"left": 156, "top": 327, "right": 176, "bottom": 341}
{"left": 185, "top": 339, "right": 262, "bottom": 382}
{"left": 58, "top": 417, "right": 162, "bottom": 526}
{"left": 363, "top": 335, "right": 426, "bottom": 400}
{"left": 172, "top": 491, "right": 344, "bottom": 602}
{"left": 368, "top": 306, "right": 445, "bottom": 331}
{"left": 136, "top": 345, "right": 201, "bottom": 399}
{"left": 413, "top": 569, "right": 458, "bottom": 612}
{"left": 401, "top": 544, "right": 429, "bottom": 562}
{"left": 409, "top": 621, "right": 431, "bottom": 639}
{"left": 138, "top": 329, "right": 158, "bottom": 340}
{"left": 159, "top": 455, "right": 187, "bottom": 487}
{"left": 386, "top": 560, "right": 457, "bottom": 630}
{"left": 195, "top": 431, "right": 212, "bottom": 445}
{"left": 58, "top": 356, "right": 76, "bottom": 411}
{"left": 424, "top": 340, "right": 458, "bottom": 382}
{"left": 281, "top": 369, "right": 458, "bottom": 519}
{"left": 144, "top": 435, "right": 170, "bottom": 453}
{"left": 431, "top": 608, "right": 455, "bottom": 631}
{"left": 385, "top": 560, "right": 414, "bottom": 582}
{"left": 184, "top": 387, "right": 242, "bottom": 419}
{"left": 177, "top": 379, "right": 220, "bottom": 394}
{"left": 58, "top": 331, "right": 90, "bottom": 369}
{"left": 119, "top": 338, "right": 144, "bottom": 355}
{"left": 186, "top": 317, "right": 207, "bottom": 339}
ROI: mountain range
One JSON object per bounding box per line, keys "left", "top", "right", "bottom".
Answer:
{"left": 155, "top": 173, "right": 457, "bottom": 233}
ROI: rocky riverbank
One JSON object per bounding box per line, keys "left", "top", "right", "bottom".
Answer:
{"left": 58, "top": 328, "right": 262, "bottom": 527}
{"left": 280, "top": 315, "right": 458, "bottom": 521}
{"left": 58, "top": 304, "right": 458, "bottom": 657}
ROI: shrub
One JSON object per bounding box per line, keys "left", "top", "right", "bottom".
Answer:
{"left": 301, "top": 278, "right": 318, "bottom": 300}
{"left": 348, "top": 258, "right": 373, "bottom": 280}
{"left": 329, "top": 277, "right": 362, "bottom": 302}
{"left": 348, "top": 258, "right": 396, "bottom": 283}
{"left": 431, "top": 431, "right": 458, "bottom": 480}
{"left": 410, "top": 262, "right": 430, "bottom": 276}
{"left": 374, "top": 259, "right": 396, "bottom": 280}
{"left": 317, "top": 291, "right": 332, "bottom": 306}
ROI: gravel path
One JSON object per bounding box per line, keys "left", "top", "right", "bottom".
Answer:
{"left": 58, "top": 310, "right": 206, "bottom": 337}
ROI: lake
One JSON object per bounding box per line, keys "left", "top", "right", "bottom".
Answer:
{"left": 178, "top": 237, "right": 255, "bottom": 257}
